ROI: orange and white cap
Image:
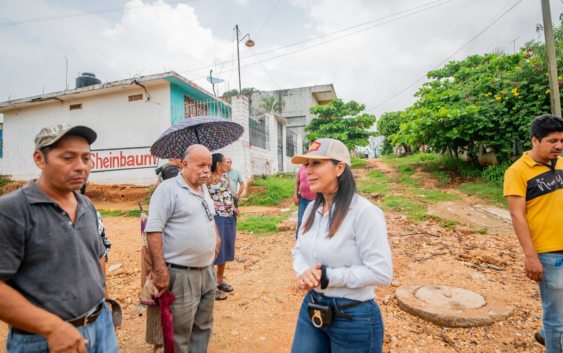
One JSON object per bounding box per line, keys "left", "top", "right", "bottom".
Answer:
{"left": 291, "top": 138, "right": 351, "bottom": 166}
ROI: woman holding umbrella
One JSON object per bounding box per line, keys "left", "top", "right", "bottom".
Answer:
{"left": 210, "top": 153, "right": 240, "bottom": 300}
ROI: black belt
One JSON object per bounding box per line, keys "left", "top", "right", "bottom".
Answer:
{"left": 11, "top": 299, "right": 122, "bottom": 335}
{"left": 166, "top": 262, "right": 207, "bottom": 270}
{"left": 332, "top": 301, "right": 364, "bottom": 319}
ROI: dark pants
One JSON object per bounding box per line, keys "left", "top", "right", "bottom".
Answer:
{"left": 291, "top": 291, "right": 384, "bottom": 353}
{"left": 296, "top": 198, "right": 313, "bottom": 239}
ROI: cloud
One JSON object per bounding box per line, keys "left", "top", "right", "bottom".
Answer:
{"left": 1, "top": 0, "right": 562, "bottom": 124}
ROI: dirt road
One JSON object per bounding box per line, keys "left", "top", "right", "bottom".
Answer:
{"left": 0, "top": 159, "right": 545, "bottom": 352}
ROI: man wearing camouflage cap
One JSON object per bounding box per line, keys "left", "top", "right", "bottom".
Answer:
{"left": 0, "top": 124, "right": 119, "bottom": 352}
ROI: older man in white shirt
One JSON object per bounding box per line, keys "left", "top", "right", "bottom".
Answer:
{"left": 145, "top": 144, "right": 221, "bottom": 353}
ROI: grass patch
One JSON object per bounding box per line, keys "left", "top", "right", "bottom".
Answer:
{"left": 237, "top": 213, "right": 291, "bottom": 236}
{"left": 0, "top": 176, "right": 13, "bottom": 196}
{"left": 357, "top": 183, "right": 389, "bottom": 195}
{"left": 98, "top": 209, "right": 146, "bottom": 217}
{"left": 143, "top": 185, "right": 156, "bottom": 204}
{"left": 426, "top": 165, "right": 450, "bottom": 187}
{"left": 398, "top": 175, "right": 422, "bottom": 188}
{"left": 440, "top": 219, "right": 459, "bottom": 228}
{"left": 381, "top": 153, "right": 440, "bottom": 167}
{"left": 409, "top": 189, "right": 461, "bottom": 204}
{"left": 380, "top": 195, "right": 427, "bottom": 221}
{"left": 457, "top": 181, "right": 507, "bottom": 208}
{"left": 400, "top": 165, "right": 416, "bottom": 175}
{"left": 478, "top": 227, "right": 489, "bottom": 234}
{"left": 367, "top": 170, "right": 391, "bottom": 181}
{"left": 350, "top": 158, "right": 368, "bottom": 169}
{"left": 242, "top": 174, "right": 296, "bottom": 206}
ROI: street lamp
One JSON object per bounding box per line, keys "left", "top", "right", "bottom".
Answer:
{"left": 235, "top": 24, "right": 255, "bottom": 95}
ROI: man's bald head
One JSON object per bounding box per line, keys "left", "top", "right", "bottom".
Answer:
{"left": 183, "top": 144, "right": 211, "bottom": 164}
{"left": 181, "top": 144, "right": 212, "bottom": 188}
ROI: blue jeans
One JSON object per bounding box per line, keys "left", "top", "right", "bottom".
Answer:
{"left": 291, "top": 291, "right": 384, "bottom": 353}
{"left": 538, "top": 253, "right": 563, "bottom": 353}
{"left": 6, "top": 301, "right": 119, "bottom": 353}
{"left": 296, "top": 197, "right": 313, "bottom": 239}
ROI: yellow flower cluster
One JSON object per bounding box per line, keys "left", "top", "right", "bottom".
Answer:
{"left": 485, "top": 92, "right": 492, "bottom": 97}
{"left": 546, "top": 89, "right": 551, "bottom": 94}
{"left": 511, "top": 88, "right": 520, "bottom": 96}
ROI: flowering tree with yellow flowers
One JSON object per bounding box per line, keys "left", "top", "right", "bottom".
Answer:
{"left": 392, "top": 17, "right": 563, "bottom": 163}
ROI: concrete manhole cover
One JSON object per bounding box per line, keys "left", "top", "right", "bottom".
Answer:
{"left": 415, "top": 286, "right": 486, "bottom": 310}
{"left": 396, "top": 284, "right": 513, "bottom": 327}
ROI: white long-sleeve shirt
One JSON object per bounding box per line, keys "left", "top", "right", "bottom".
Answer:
{"left": 292, "top": 194, "right": 393, "bottom": 301}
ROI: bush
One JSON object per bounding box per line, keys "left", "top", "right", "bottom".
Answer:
{"left": 351, "top": 158, "right": 368, "bottom": 169}
{"left": 243, "top": 175, "right": 295, "bottom": 206}
{"left": 482, "top": 161, "right": 513, "bottom": 187}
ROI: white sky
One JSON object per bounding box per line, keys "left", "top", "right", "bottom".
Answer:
{"left": 1, "top": 0, "right": 562, "bottom": 124}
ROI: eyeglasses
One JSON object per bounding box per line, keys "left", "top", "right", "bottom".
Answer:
{"left": 201, "top": 200, "right": 214, "bottom": 221}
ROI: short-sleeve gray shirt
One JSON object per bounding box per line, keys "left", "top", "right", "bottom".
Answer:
{"left": 145, "top": 173, "right": 217, "bottom": 267}
{"left": 0, "top": 181, "right": 106, "bottom": 321}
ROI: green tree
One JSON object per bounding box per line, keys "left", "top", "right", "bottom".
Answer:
{"left": 392, "top": 16, "right": 563, "bottom": 163}
{"left": 377, "top": 111, "right": 405, "bottom": 155}
{"left": 221, "top": 87, "right": 260, "bottom": 103}
{"left": 259, "top": 96, "right": 283, "bottom": 113}
{"left": 305, "top": 99, "right": 377, "bottom": 151}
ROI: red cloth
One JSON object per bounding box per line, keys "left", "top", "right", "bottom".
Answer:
{"left": 157, "top": 291, "right": 176, "bottom": 353}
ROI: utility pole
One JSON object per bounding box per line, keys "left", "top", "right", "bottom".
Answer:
{"left": 235, "top": 25, "right": 241, "bottom": 95}
{"left": 234, "top": 25, "right": 255, "bottom": 96}
{"left": 541, "top": 0, "right": 561, "bottom": 117}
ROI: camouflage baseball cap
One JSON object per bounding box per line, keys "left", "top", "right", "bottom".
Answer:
{"left": 35, "top": 124, "right": 97, "bottom": 151}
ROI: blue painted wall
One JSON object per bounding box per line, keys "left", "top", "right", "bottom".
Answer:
{"left": 165, "top": 77, "right": 231, "bottom": 124}
{"left": 0, "top": 129, "right": 3, "bottom": 158}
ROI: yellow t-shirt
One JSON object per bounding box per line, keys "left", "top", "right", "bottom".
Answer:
{"left": 504, "top": 152, "right": 563, "bottom": 253}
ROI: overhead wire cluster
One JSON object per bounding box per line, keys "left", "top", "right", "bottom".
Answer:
{"left": 365, "top": 0, "right": 523, "bottom": 112}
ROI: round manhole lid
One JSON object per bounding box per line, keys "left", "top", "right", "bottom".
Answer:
{"left": 415, "top": 285, "right": 486, "bottom": 310}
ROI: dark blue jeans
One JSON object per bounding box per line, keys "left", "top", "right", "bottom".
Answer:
{"left": 6, "top": 301, "right": 118, "bottom": 353}
{"left": 291, "top": 291, "right": 384, "bottom": 353}
{"left": 296, "top": 197, "right": 313, "bottom": 239}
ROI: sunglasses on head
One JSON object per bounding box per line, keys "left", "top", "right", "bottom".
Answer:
{"left": 201, "top": 200, "right": 213, "bottom": 221}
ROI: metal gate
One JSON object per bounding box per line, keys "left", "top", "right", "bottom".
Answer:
{"left": 277, "top": 123, "right": 283, "bottom": 172}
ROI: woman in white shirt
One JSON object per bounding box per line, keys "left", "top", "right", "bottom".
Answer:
{"left": 290, "top": 138, "right": 393, "bottom": 353}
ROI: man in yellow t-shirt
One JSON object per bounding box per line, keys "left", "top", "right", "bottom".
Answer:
{"left": 504, "top": 114, "right": 563, "bottom": 352}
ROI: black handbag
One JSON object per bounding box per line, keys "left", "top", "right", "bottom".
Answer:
{"left": 307, "top": 291, "right": 363, "bottom": 328}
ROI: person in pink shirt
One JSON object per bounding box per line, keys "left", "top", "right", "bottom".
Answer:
{"left": 293, "top": 165, "right": 317, "bottom": 238}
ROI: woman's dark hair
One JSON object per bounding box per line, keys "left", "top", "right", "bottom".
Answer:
{"left": 211, "top": 153, "right": 225, "bottom": 173}
{"left": 302, "top": 159, "right": 356, "bottom": 238}
{"left": 531, "top": 114, "right": 563, "bottom": 142}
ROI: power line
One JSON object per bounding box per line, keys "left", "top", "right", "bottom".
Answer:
{"left": 249, "top": 47, "right": 281, "bottom": 89}
{"left": 187, "top": 0, "right": 455, "bottom": 82}
{"left": 0, "top": 0, "right": 199, "bottom": 27}
{"left": 254, "top": 0, "right": 282, "bottom": 41}
{"left": 366, "top": 0, "right": 522, "bottom": 112}
{"left": 178, "top": 0, "right": 453, "bottom": 75}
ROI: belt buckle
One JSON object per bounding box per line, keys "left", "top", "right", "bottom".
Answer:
{"left": 83, "top": 310, "right": 92, "bottom": 327}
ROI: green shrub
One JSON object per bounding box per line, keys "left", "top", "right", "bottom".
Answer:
{"left": 237, "top": 213, "right": 291, "bottom": 236}
{"left": 350, "top": 158, "right": 368, "bottom": 169}
{"left": 482, "top": 161, "right": 513, "bottom": 187}
{"left": 400, "top": 165, "right": 416, "bottom": 175}
{"left": 242, "top": 175, "right": 295, "bottom": 206}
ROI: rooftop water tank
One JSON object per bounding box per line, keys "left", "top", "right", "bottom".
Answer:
{"left": 76, "top": 72, "right": 101, "bottom": 89}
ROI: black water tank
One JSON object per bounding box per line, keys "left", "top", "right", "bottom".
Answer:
{"left": 76, "top": 72, "right": 101, "bottom": 89}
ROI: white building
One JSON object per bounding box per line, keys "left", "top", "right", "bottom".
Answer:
{"left": 249, "top": 84, "right": 337, "bottom": 140}
{"left": 0, "top": 72, "right": 300, "bottom": 186}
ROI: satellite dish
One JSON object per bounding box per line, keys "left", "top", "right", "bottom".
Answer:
{"left": 206, "top": 77, "right": 225, "bottom": 84}
{"left": 207, "top": 70, "right": 224, "bottom": 96}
